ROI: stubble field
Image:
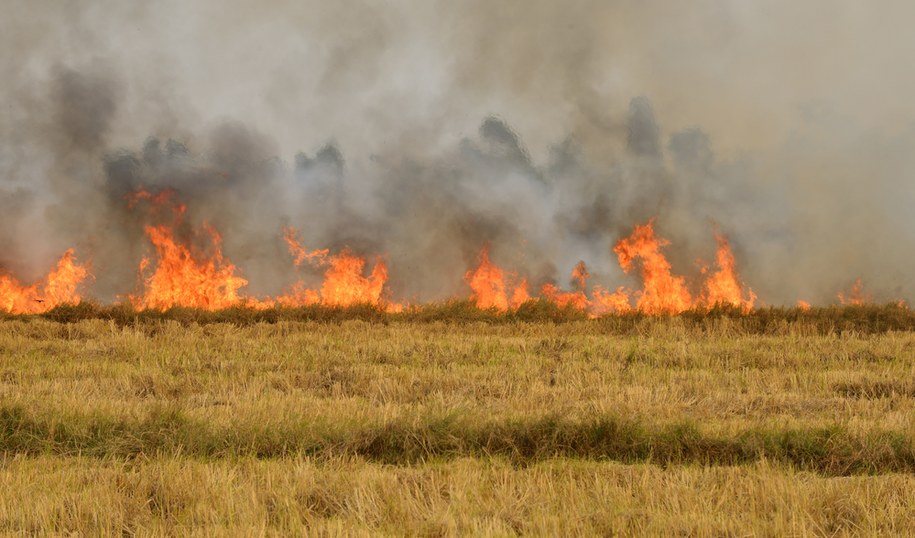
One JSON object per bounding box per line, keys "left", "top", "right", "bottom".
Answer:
{"left": 2, "top": 307, "right": 915, "bottom": 535}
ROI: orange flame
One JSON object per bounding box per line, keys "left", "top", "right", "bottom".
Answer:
{"left": 0, "top": 187, "right": 860, "bottom": 316}
{"left": 0, "top": 249, "right": 90, "bottom": 314}
{"left": 510, "top": 277, "right": 530, "bottom": 309}
{"left": 591, "top": 285, "right": 631, "bottom": 315}
{"left": 464, "top": 245, "right": 532, "bottom": 311}
{"left": 280, "top": 227, "right": 396, "bottom": 310}
{"left": 797, "top": 300, "right": 811, "bottom": 311}
{"left": 571, "top": 261, "right": 589, "bottom": 290}
{"left": 134, "top": 222, "right": 249, "bottom": 310}
{"left": 283, "top": 227, "right": 328, "bottom": 267}
{"left": 129, "top": 190, "right": 249, "bottom": 310}
{"left": 464, "top": 252, "right": 632, "bottom": 316}
{"left": 540, "top": 261, "right": 591, "bottom": 310}
{"left": 613, "top": 221, "right": 693, "bottom": 314}
{"left": 838, "top": 278, "right": 869, "bottom": 305}
{"left": 465, "top": 245, "right": 511, "bottom": 311}
{"left": 540, "top": 283, "right": 589, "bottom": 310}
{"left": 700, "top": 234, "right": 756, "bottom": 311}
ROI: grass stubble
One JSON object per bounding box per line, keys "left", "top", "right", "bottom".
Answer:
{"left": 1, "top": 304, "right": 914, "bottom": 535}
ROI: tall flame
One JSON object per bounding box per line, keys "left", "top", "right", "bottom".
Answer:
{"left": 613, "top": 221, "right": 693, "bottom": 314}
{"left": 700, "top": 233, "right": 757, "bottom": 311}
{"left": 130, "top": 190, "right": 249, "bottom": 310}
{"left": 464, "top": 245, "right": 532, "bottom": 311}
{"left": 134, "top": 223, "right": 249, "bottom": 310}
{"left": 0, "top": 249, "right": 90, "bottom": 314}
{"left": 465, "top": 245, "right": 511, "bottom": 311}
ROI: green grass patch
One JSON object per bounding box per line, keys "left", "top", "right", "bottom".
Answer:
{"left": 2, "top": 405, "right": 913, "bottom": 475}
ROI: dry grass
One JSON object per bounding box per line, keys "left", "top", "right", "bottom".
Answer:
{"left": 1, "top": 456, "right": 913, "bottom": 536}
{"left": 1, "top": 316, "right": 915, "bottom": 534}
{"left": 17, "top": 301, "right": 915, "bottom": 334}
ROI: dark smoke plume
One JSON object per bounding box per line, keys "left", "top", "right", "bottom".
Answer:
{"left": 2, "top": 0, "right": 915, "bottom": 305}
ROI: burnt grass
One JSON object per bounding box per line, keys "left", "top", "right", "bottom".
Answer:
{"left": 1, "top": 404, "right": 913, "bottom": 476}
{"left": 7, "top": 301, "right": 915, "bottom": 335}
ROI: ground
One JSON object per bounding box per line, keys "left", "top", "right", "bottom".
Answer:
{"left": 1, "top": 314, "right": 914, "bottom": 535}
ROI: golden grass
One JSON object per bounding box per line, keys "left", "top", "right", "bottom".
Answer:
{"left": 1, "top": 456, "right": 913, "bottom": 536}
{"left": 1, "top": 317, "right": 915, "bottom": 534}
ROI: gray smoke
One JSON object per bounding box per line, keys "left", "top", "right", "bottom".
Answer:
{"left": 2, "top": 0, "right": 914, "bottom": 305}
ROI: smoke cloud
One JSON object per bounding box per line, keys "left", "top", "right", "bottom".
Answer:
{"left": 2, "top": 0, "right": 915, "bottom": 305}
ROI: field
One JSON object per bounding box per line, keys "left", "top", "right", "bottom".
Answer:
{"left": 2, "top": 305, "right": 915, "bottom": 535}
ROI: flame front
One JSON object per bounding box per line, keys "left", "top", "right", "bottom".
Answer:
{"left": 0, "top": 190, "right": 863, "bottom": 315}
{"left": 0, "top": 249, "right": 90, "bottom": 314}
{"left": 463, "top": 221, "right": 758, "bottom": 316}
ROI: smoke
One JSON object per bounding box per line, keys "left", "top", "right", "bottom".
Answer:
{"left": 2, "top": 0, "right": 915, "bottom": 304}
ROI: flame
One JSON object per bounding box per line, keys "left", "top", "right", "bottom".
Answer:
{"left": 317, "top": 250, "right": 389, "bottom": 307}
{"left": 838, "top": 278, "right": 869, "bottom": 305}
{"left": 591, "top": 285, "right": 631, "bottom": 315}
{"left": 540, "top": 283, "right": 589, "bottom": 310}
{"left": 129, "top": 191, "right": 249, "bottom": 310}
{"left": 797, "top": 300, "right": 811, "bottom": 311}
{"left": 465, "top": 245, "right": 511, "bottom": 311}
{"left": 510, "top": 278, "right": 530, "bottom": 309}
{"left": 134, "top": 222, "right": 249, "bottom": 310}
{"left": 0, "top": 249, "right": 90, "bottom": 314}
{"left": 0, "top": 188, "right": 871, "bottom": 316}
{"left": 700, "top": 233, "right": 756, "bottom": 311}
{"left": 465, "top": 223, "right": 755, "bottom": 317}
{"left": 540, "top": 261, "right": 590, "bottom": 310}
{"left": 571, "top": 261, "right": 589, "bottom": 290}
{"left": 283, "top": 227, "right": 328, "bottom": 267}
{"left": 613, "top": 221, "right": 693, "bottom": 314}
{"left": 280, "top": 227, "right": 396, "bottom": 310}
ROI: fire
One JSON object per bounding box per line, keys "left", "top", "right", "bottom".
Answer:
{"left": 134, "top": 222, "right": 249, "bottom": 310}
{"left": 700, "top": 234, "right": 756, "bottom": 311}
{"left": 280, "top": 228, "right": 397, "bottom": 310}
{"left": 591, "top": 286, "right": 631, "bottom": 315}
{"left": 0, "top": 188, "right": 870, "bottom": 316}
{"left": 541, "top": 283, "right": 589, "bottom": 310}
{"left": 613, "top": 221, "right": 693, "bottom": 314}
{"left": 463, "top": 222, "right": 758, "bottom": 316}
{"left": 315, "top": 251, "right": 389, "bottom": 307}
{"left": 797, "top": 300, "right": 811, "bottom": 311}
{"left": 0, "top": 249, "right": 90, "bottom": 314}
{"left": 464, "top": 245, "right": 512, "bottom": 311}
{"left": 130, "top": 191, "right": 249, "bottom": 310}
{"left": 510, "top": 278, "right": 530, "bottom": 309}
{"left": 571, "top": 261, "right": 589, "bottom": 290}
{"left": 838, "top": 278, "right": 869, "bottom": 305}
{"left": 540, "top": 261, "right": 590, "bottom": 310}
{"left": 283, "top": 227, "right": 328, "bottom": 268}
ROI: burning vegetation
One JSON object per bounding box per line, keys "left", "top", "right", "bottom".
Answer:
{"left": 0, "top": 187, "right": 884, "bottom": 316}
{"left": 0, "top": 250, "right": 89, "bottom": 314}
